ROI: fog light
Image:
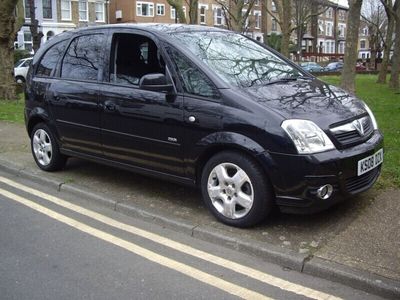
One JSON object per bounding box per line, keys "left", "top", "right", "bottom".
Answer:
{"left": 317, "top": 184, "right": 333, "bottom": 200}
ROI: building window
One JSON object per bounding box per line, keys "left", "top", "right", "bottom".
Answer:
{"left": 360, "top": 40, "right": 366, "bottom": 49}
{"left": 95, "top": 2, "right": 105, "bottom": 22}
{"left": 156, "top": 4, "right": 165, "bottom": 15}
{"left": 339, "top": 41, "right": 345, "bottom": 54}
{"left": 199, "top": 5, "right": 207, "bottom": 24}
{"left": 171, "top": 7, "right": 176, "bottom": 20}
{"left": 326, "top": 7, "right": 333, "bottom": 18}
{"left": 214, "top": 8, "right": 223, "bottom": 26}
{"left": 271, "top": 18, "right": 277, "bottom": 31}
{"left": 318, "top": 21, "right": 324, "bottom": 35}
{"left": 79, "top": 0, "right": 88, "bottom": 21}
{"left": 23, "top": 31, "right": 32, "bottom": 52}
{"left": 362, "top": 27, "right": 368, "bottom": 36}
{"left": 326, "top": 22, "right": 333, "bottom": 36}
{"left": 338, "top": 24, "right": 345, "bottom": 38}
{"left": 42, "top": 0, "right": 52, "bottom": 19}
{"left": 24, "top": 0, "right": 31, "bottom": 18}
{"left": 254, "top": 11, "right": 261, "bottom": 29}
{"left": 137, "top": 2, "right": 154, "bottom": 17}
{"left": 339, "top": 10, "right": 346, "bottom": 21}
{"left": 255, "top": 0, "right": 260, "bottom": 6}
{"left": 61, "top": 0, "right": 72, "bottom": 20}
{"left": 271, "top": 1, "right": 276, "bottom": 12}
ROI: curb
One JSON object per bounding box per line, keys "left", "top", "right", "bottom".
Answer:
{"left": 0, "top": 160, "right": 399, "bottom": 298}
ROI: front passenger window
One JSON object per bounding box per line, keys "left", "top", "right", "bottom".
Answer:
{"left": 110, "top": 33, "right": 166, "bottom": 86}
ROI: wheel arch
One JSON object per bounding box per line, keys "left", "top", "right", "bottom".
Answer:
{"left": 193, "top": 132, "right": 275, "bottom": 186}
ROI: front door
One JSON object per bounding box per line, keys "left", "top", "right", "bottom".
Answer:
{"left": 99, "top": 32, "right": 185, "bottom": 178}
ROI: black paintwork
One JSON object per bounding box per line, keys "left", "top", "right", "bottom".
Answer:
{"left": 25, "top": 24, "right": 383, "bottom": 213}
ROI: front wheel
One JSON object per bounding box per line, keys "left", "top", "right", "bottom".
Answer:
{"left": 31, "top": 123, "right": 67, "bottom": 171}
{"left": 201, "top": 151, "right": 274, "bottom": 228}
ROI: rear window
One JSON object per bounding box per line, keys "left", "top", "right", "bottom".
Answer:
{"left": 36, "top": 40, "right": 68, "bottom": 77}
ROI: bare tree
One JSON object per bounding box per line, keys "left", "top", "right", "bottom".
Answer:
{"left": 264, "top": 0, "right": 330, "bottom": 58}
{"left": 216, "top": 0, "right": 256, "bottom": 32}
{"left": 380, "top": 0, "right": 400, "bottom": 88}
{"left": 361, "top": 0, "right": 387, "bottom": 70}
{"left": 0, "top": 0, "right": 20, "bottom": 100}
{"left": 167, "top": 0, "right": 187, "bottom": 23}
{"left": 340, "top": 0, "right": 363, "bottom": 94}
{"left": 184, "top": 0, "right": 198, "bottom": 24}
{"left": 377, "top": 0, "right": 396, "bottom": 83}
{"left": 27, "top": 0, "right": 43, "bottom": 53}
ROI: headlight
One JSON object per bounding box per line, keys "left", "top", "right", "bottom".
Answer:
{"left": 362, "top": 102, "right": 378, "bottom": 130}
{"left": 281, "top": 119, "right": 335, "bottom": 154}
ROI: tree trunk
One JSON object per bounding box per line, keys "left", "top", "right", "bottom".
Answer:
{"left": 188, "top": 0, "right": 198, "bottom": 24}
{"left": 28, "top": 0, "right": 43, "bottom": 53}
{"left": 389, "top": 4, "right": 400, "bottom": 89}
{"left": 280, "top": 0, "right": 292, "bottom": 58}
{"left": 0, "top": 0, "right": 19, "bottom": 100}
{"left": 167, "top": 0, "right": 187, "bottom": 23}
{"left": 377, "top": 13, "right": 394, "bottom": 83}
{"left": 340, "top": 0, "right": 363, "bottom": 94}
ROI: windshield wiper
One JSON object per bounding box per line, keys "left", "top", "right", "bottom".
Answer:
{"left": 264, "top": 75, "right": 312, "bottom": 86}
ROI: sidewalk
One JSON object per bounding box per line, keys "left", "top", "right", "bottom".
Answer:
{"left": 1, "top": 120, "right": 399, "bottom": 298}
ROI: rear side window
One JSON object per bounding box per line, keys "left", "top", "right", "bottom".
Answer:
{"left": 61, "top": 34, "right": 105, "bottom": 81}
{"left": 36, "top": 40, "right": 67, "bottom": 77}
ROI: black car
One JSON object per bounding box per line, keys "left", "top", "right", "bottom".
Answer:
{"left": 25, "top": 24, "right": 383, "bottom": 227}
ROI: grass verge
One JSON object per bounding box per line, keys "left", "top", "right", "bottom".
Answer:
{"left": 0, "top": 95, "right": 24, "bottom": 124}
{"left": 320, "top": 74, "right": 400, "bottom": 189}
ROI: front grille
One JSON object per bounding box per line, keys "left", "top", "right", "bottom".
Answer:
{"left": 345, "top": 166, "right": 380, "bottom": 193}
{"left": 330, "top": 116, "right": 374, "bottom": 148}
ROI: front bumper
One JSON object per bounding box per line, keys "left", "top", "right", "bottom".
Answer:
{"left": 259, "top": 130, "right": 384, "bottom": 214}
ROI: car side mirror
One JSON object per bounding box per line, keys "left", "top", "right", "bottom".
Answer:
{"left": 139, "top": 73, "right": 174, "bottom": 93}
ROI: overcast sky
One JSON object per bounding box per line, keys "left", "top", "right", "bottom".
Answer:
{"left": 331, "top": 0, "right": 349, "bottom": 7}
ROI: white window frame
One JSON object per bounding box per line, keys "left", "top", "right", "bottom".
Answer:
{"left": 214, "top": 7, "right": 224, "bottom": 26}
{"left": 199, "top": 5, "right": 207, "bottom": 24}
{"left": 137, "top": 2, "right": 155, "bottom": 17}
{"left": 156, "top": 3, "right": 165, "bottom": 16}
{"left": 338, "top": 23, "right": 346, "bottom": 38}
{"left": 254, "top": 10, "right": 261, "bottom": 29}
{"left": 42, "top": 0, "right": 53, "bottom": 19}
{"left": 326, "top": 21, "right": 333, "bottom": 36}
{"left": 318, "top": 21, "right": 324, "bottom": 35}
{"left": 271, "top": 18, "right": 277, "bottom": 32}
{"left": 61, "top": 0, "right": 72, "bottom": 21}
{"left": 79, "top": 0, "right": 88, "bottom": 22}
{"left": 95, "top": 2, "right": 105, "bottom": 22}
{"left": 170, "top": 7, "right": 176, "bottom": 20}
{"left": 326, "top": 7, "right": 333, "bottom": 18}
{"left": 360, "top": 39, "right": 366, "bottom": 49}
{"left": 271, "top": 1, "right": 277, "bottom": 12}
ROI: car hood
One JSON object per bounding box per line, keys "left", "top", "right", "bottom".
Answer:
{"left": 239, "top": 78, "right": 366, "bottom": 129}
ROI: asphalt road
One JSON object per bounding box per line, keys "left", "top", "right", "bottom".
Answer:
{"left": 0, "top": 171, "right": 383, "bottom": 300}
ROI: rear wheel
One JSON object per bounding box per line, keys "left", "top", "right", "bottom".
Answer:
{"left": 201, "top": 151, "right": 273, "bottom": 227}
{"left": 31, "top": 123, "right": 67, "bottom": 171}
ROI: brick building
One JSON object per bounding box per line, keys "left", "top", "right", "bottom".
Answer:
{"left": 15, "top": 0, "right": 108, "bottom": 53}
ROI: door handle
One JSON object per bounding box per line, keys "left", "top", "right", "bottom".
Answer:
{"left": 104, "top": 101, "right": 116, "bottom": 111}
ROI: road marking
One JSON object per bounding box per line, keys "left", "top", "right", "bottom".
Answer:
{"left": 0, "top": 187, "right": 271, "bottom": 300}
{"left": 0, "top": 176, "right": 342, "bottom": 300}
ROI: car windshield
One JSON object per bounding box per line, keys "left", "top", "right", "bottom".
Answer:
{"left": 169, "top": 31, "right": 303, "bottom": 88}
{"left": 15, "top": 59, "right": 24, "bottom": 68}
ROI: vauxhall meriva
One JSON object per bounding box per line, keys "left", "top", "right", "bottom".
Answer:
{"left": 25, "top": 24, "right": 383, "bottom": 227}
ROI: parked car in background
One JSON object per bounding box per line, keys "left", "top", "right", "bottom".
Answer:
{"left": 14, "top": 57, "right": 32, "bottom": 83}
{"left": 325, "top": 62, "right": 343, "bottom": 72}
{"left": 25, "top": 24, "right": 383, "bottom": 228}
{"left": 300, "top": 62, "right": 325, "bottom": 72}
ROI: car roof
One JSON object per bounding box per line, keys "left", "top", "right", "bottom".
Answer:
{"left": 69, "top": 23, "right": 229, "bottom": 36}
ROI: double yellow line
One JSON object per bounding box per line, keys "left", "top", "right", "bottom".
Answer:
{"left": 0, "top": 176, "right": 341, "bottom": 300}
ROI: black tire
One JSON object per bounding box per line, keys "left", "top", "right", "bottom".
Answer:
{"left": 31, "top": 123, "right": 67, "bottom": 171}
{"left": 201, "top": 151, "right": 274, "bottom": 228}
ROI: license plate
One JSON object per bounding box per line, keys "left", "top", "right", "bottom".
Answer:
{"left": 357, "top": 149, "right": 383, "bottom": 176}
